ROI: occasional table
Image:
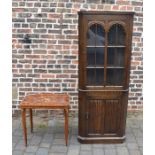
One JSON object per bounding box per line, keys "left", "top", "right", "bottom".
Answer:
{"left": 20, "top": 93, "right": 69, "bottom": 146}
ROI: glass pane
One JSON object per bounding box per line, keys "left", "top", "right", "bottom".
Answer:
{"left": 116, "top": 48, "right": 125, "bottom": 66}
{"left": 108, "top": 25, "right": 116, "bottom": 45}
{"left": 117, "top": 25, "right": 125, "bottom": 45}
{"left": 96, "top": 68, "right": 104, "bottom": 85}
{"left": 107, "top": 47, "right": 125, "bottom": 67}
{"left": 87, "top": 47, "right": 95, "bottom": 66}
{"left": 108, "top": 24, "right": 126, "bottom": 45}
{"left": 96, "top": 47, "right": 104, "bottom": 66}
{"left": 96, "top": 24, "right": 105, "bottom": 46}
{"left": 87, "top": 69, "right": 95, "bottom": 85}
{"left": 87, "top": 24, "right": 96, "bottom": 46}
{"left": 107, "top": 47, "right": 115, "bottom": 66}
{"left": 107, "top": 68, "right": 124, "bottom": 86}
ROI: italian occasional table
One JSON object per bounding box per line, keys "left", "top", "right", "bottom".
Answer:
{"left": 19, "top": 93, "right": 69, "bottom": 146}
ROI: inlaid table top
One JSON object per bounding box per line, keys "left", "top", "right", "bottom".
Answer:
{"left": 20, "top": 93, "right": 69, "bottom": 109}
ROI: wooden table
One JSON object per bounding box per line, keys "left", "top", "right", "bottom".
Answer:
{"left": 20, "top": 93, "right": 69, "bottom": 146}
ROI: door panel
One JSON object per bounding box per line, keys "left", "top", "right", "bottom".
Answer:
{"left": 87, "top": 99, "right": 105, "bottom": 136}
{"left": 104, "top": 99, "right": 121, "bottom": 134}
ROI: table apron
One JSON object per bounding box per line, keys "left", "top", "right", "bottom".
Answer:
{"left": 20, "top": 106, "right": 69, "bottom": 109}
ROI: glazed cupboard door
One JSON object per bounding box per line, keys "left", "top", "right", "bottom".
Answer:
{"left": 78, "top": 11, "right": 134, "bottom": 143}
{"left": 86, "top": 21, "right": 128, "bottom": 87}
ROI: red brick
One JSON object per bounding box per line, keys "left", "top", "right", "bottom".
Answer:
{"left": 63, "top": 45, "right": 71, "bottom": 50}
{"left": 127, "top": 6, "right": 133, "bottom": 11}
{"left": 34, "top": 79, "right": 48, "bottom": 82}
{"left": 12, "top": 8, "right": 25, "bottom": 12}
{"left": 12, "top": 39, "right": 17, "bottom": 43}
{"left": 131, "top": 106, "right": 137, "bottom": 109}
{"left": 42, "top": 74, "right": 55, "bottom": 78}
{"left": 47, "top": 45, "right": 62, "bottom": 50}
{"left": 119, "top": 6, "right": 127, "bottom": 11}
{"left": 90, "top": 4, "right": 96, "bottom": 10}
{"left": 112, "top": 5, "right": 119, "bottom": 10}
{"left": 72, "top": 60, "right": 78, "bottom": 64}
{"left": 15, "top": 44, "right": 22, "bottom": 48}
{"left": 98, "top": 5, "right": 103, "bottom": 10}
{"left": 73, "top": 3, "right": 80, "bottom": 9}
{"left": 48, "top": 13, "right": 61, "bottom": 18}
{"left": 131, "top": 61, "right": 140, "bottom": 66}
{"left": 56, "top": 74, "right": 69, "bottom": 78}
{"left": 104, "top": 5, "right": 112, "bottom": 11}
{"left": 116, "top": 1, "right": 130, "bottom": 5}
{"left": 26, "top": 55, "right": 40, "bottom": 59}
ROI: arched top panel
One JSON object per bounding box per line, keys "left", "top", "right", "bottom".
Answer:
{"left": 108, "top": 24, "right": 126, "bottom": 46}
{"left": 87, "top": 23, "right": 105, "bottom": 46}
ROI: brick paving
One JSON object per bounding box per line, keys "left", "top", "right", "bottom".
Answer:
{"left": 12, "top": 112, "right": 143, "bottom": 155}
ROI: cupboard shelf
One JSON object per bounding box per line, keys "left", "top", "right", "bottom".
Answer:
{"left": 86, "top": 66, "right": 124, "bottom": 68}
{"left": 86, "top": 46, "right": 126, "bottom": 48}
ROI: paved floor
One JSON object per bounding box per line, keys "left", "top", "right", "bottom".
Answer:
{"left": 12, "top": 112, "right": 143, "bottom": 155}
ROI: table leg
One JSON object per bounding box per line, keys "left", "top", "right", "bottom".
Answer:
{"left": 29, "top": 109, "right": 33, "bottom": 133}
{"left": 22, "top": 109, "right": 27, "bottom": 146}
{"left": 64, "top": 108, "right": 69, "bottom": 146}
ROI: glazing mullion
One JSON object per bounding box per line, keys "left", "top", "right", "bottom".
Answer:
{"left": 104, "top": 28, "right": 108, "bottom": 86}
{"left": 114, "top": 25, "right": 118, "bottom": 66}
{"left": 94, "top": 23, "right": 97, "bottom": 85}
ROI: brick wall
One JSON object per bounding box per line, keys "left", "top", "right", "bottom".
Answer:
{"left": 12, "top": 0, "right": 143, "bottom": 113}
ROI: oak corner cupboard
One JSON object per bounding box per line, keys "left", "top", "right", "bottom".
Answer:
{"left": 78, "top": 11, "right": 134, "bottom": 143}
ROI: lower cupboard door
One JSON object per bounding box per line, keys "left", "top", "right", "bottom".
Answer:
{"left": 104, "top": 99, "right": 122, "bottom": 135}
{"left": 86, "top": 99, "right": 122, "bottom": 136}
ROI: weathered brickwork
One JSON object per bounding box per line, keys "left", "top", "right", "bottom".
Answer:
{"left": 12, "top": 0, "right": 143, "bottom": 113}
